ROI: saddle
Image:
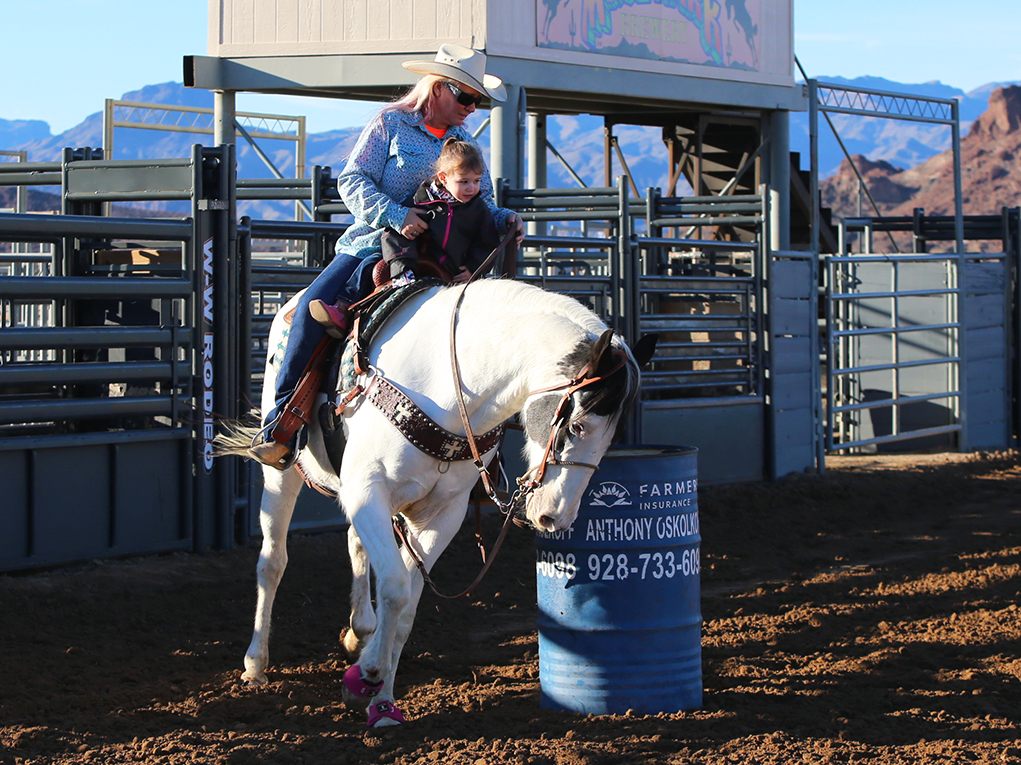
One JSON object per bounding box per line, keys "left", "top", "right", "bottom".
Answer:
{"left": 266, "top": 254, "right": 453, "bottom": 470}
{"left": 271, "top": 238, "right": 517, "bottom": 478}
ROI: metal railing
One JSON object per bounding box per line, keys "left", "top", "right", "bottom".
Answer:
{"left": 0, "top": 145, "right": 240, "bottom": 569}
{"left": 501, "top": 180, "right": 626, "bottom": 331}
{"left": 825, "top": 218, "right": 961, "bottom": 452}
{"left": 0, "top": 212, "right": 195, "bottom": 441}
{"left": 639, "top": 190, "right": 766, "bottom": 399}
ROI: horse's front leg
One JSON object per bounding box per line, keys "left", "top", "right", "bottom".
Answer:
{"left": 341, "top": 484, "right": 412, "bottom": 724}
{"left": 241, "top": 463, "right": 304, "bottom": 685}
{"left": 385, "top": 499, "right": 472, "bottom": 686}
{"left": 346, "top": 491, "right": 473, "bottom": 726}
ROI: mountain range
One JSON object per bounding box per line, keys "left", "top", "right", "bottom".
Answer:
{"left": 2, "top": 76, "right": 1018, "bottom": 219}
{"left": 821, "top": 84, "right": 1021, "bottom": 221}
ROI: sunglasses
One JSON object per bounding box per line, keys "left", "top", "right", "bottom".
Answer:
{"left": 445, "top": 81, "right": 484, "bottom": 108}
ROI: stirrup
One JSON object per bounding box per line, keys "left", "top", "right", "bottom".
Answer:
{"left": 248, "top": 418, "right": 297, "bottom": 471}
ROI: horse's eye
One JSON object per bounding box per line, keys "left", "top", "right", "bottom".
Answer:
{"left": 568, "top": 420, "right": 585, "bottom": 438}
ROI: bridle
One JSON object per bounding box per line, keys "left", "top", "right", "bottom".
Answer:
{"left": 447, "top": 229, "right": 628, "bottom": 512}
{"left": 516, "top": 353, "right": 628, "bottom": 491}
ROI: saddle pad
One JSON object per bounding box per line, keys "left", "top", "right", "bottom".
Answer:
{"left": 339, "top": 279, "right": 442, "bottom": 392}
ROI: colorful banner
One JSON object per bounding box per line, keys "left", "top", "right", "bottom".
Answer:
{"left": 537, "top": 0, "right": 761, "bottom": 72}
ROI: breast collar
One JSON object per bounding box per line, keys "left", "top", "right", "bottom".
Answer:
{"left": 366, "top": 375, "right": 507, "bottom": 463}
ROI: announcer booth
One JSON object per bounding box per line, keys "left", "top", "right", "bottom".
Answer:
{"left": 186, "top": 0, "right": 815, "bottom": 486}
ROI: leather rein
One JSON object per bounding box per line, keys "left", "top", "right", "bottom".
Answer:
{"left": 393, "top": 227, "right": 627, "bottom": 600}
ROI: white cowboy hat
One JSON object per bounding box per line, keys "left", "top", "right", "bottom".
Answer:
{"left": 402, "top": 44, "right": 507, "bottom": 103}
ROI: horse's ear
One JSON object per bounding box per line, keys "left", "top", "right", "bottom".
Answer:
{"left": 631, "top": 333, "right": 658, "bottom": 369}
{"left": 588, "top": 329, "right": 617, "bottom": 377}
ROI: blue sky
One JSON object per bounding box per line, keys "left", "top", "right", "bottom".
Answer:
{"left": 2, "top": 0, "right": 1019, "bottom": 135}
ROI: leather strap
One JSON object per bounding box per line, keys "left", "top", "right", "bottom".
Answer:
{"left": 393, "top": 505, "right": 518, "bottom": 601}
{"left": 367, "top": 377, "right": 507, "bottom": 462}
{"left": 270, "top": 334, "right": 335, "bottom": 447}
{"left": 522, "top": 352, "right": 627, "bottom": 489}
{"left": 448, "top": 227, "right": 519, "bottom": 501}
{"left": 387, "top": 227, "right": 519, "bottom": 602}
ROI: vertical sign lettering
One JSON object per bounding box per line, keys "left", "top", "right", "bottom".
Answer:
{"left": 202, "top": 238, "right": 215, "bottom": 472}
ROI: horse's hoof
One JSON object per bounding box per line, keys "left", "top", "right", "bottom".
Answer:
{"left": 342, "top": 685, "right": 372, "bottom": 710}
{"left": 241, "top": 669, "right": 267, "bottom": 686}
{"left": 367, "top": 700, "right": 405, "bottom": 727}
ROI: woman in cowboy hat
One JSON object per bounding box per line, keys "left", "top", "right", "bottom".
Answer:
{"left": 250, "top": 44, "right": 526, "bottom": 469}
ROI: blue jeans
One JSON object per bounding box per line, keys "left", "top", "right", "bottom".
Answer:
{"left": 269, "top": 252, "right": 382, "bottom": 421}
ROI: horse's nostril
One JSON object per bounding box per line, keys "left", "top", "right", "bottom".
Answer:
{"left": 538, "top": 515, "right": 555, "bottom": 531}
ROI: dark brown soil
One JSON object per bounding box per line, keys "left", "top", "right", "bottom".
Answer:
{"left": 3, "top": 451, "right": 1021, "bottom": 764}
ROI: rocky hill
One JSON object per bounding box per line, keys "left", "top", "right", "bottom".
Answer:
{"left": 821, "top": 85, "right": 1021, "bottom": 220}
{"left": 790, "top": 77, "right": 1012, "bottom": 178}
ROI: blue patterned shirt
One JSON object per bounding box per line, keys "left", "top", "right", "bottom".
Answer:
{"left": 335, "top": 109, "right": 510, "bottom": 260}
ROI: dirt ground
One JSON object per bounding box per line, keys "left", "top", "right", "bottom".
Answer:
{"left": 3, "top": 451, "right": 1021, "bottom": 764}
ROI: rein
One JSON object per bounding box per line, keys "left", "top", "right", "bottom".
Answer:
{"left": 396, "top": 228, "right": 627, "bottom": 600}
{"left": 393, "top": 227, "right": 519, "bottom": 601}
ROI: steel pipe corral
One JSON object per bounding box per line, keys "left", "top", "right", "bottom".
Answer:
{"left": 0, "top": 396, "right": 179, "bottom": 425}
{"left": 0, "top": 327, "right": 181, "bottom": 350}
{"left": 0, "top": 276, "right": 192, "bottom": 299}
{"left": 0, "top": 213, "right": 191, "bottom": 240}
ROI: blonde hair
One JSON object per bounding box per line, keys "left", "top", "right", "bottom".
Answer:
{"left": 378, "top": 75, "right": 445, "bottom": 120}
{"left": 434, "top": 137, "right": 485, "bottom": 180}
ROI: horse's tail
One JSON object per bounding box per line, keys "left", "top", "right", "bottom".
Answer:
{"left": 212, "top": 410, "right": 262, "bottom": 458}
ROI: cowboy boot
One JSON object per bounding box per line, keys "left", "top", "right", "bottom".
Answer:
{"left": 247, "top": 334, "right": 334, "bottom": 471}
{"left": 248, "top": 437, "right": 294, "bottom": 470}
{"left": 309, "top": 299, "right": 352, "bottom": 340}
{"left": 248, "top": 406, "right": 298, "bottom": 470}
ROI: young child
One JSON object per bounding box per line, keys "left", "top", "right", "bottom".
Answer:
{"left": 380, "top": 137, "right": 504, "bottom": 285}
{"left": 309, "top": 139, "right": 504, "bottom": 339}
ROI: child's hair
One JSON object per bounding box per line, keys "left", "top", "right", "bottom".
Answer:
{"left": 434, "top": 138, "right": 485, "bottom": 179}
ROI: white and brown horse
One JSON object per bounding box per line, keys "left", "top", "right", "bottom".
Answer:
{"left": 218, "top": 278, "right": 655, "bottom": 726}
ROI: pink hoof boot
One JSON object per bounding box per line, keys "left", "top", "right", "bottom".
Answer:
{"left": 342, "top": 664, "right": 382, "bottom": 698}
{"left": 367, "top": 700, "right": 405, "bottom": 727}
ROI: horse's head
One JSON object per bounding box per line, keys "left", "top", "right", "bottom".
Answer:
{"left": 519, "top": 329, "right": 657, "bottom": 532}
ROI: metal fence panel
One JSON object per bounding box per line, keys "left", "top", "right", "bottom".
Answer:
{"left": 769, "top": 253, "right": 819, "bottom": 477}
{"left": 826, "top": 247, "right": 961, "bottom": 452}
{"left": 963, "top": 256, "right": 1011, "bottom": 450}
{"left": 0, "top": 146, "right": 237, "bottom": 572}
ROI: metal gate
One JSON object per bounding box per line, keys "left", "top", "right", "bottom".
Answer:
{"left": 0, "top": 145, "right": 240, "bottom": 571}
{"left": 499, "top": 179, "right": 791, "bottom": 484}
{"left": 825, "top": 211, "right": 1020, "bottom": 453}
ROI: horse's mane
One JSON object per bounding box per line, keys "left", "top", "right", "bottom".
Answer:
{"left": 462, "top": 279, "right": 608, "bottom": 337}
{"left": 462, "top": 280, "right": 641, "bottom": 422}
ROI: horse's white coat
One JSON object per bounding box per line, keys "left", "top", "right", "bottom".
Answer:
{"left": 240, "top": 280, "right": 636, "bottom": 726}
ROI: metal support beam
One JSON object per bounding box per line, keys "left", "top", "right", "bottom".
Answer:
{"left": 527, "top": 112, "right": 547, "bottom": 240}
{"left": 491, "top": 84, "right": 522, "bottom": 189}
{"left": 768, "top": 110, "right": 790, "bottom": 252}
{"left": 214, "top": 90, "right": 236, "bottom": 146}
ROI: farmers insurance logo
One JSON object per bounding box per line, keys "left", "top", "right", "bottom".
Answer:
{"left": 588, "top": 482, "right": 632, "bottom": 508}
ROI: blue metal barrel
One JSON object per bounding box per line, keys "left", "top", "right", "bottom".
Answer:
{"left": 535, "top": 446, "right": 701, "bottom": 715}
